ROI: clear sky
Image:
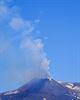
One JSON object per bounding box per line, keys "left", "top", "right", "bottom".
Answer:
{"left": 0, "top": 0, "right": 80, "bottom": 92}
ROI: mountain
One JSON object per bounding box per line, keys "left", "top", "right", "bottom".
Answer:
{"left": 0, "top": 78, "right": 80, "bottom": 100}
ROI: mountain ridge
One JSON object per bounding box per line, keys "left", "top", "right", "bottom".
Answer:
{"left": 0, "top": 78, "right": 80, "bottom": 100}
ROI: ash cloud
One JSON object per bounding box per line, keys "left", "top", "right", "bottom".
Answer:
{"left": 0, "top": 0, "right": 50, "bottom": 90}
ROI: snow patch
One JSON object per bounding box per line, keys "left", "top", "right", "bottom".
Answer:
{"left": 4, "top": 90, "right": 19, "bottom": 95}
{"left": 43, "top": 97, "right": 47, "bottom": 100}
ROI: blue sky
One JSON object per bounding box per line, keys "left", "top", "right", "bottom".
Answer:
{"left": 0, "top": 0, "right": 80, "bottom": 92}
{"left": 14, "top": 0, "right": 80, "bottom": 81}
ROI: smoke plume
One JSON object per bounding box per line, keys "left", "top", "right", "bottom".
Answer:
{"left": 0, "top": 0, "right": 50, "bottom": 90}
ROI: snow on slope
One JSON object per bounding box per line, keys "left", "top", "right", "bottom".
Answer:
{"left": 0, "top": 78, "right": 80, "bottom": 100}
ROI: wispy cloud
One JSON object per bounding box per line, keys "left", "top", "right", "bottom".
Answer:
{"left": 0, "top": 0, "right": 50, "bottom": 88}
{"left": 9, "top": 17, "right": 34, "bottom": 34}
{"left": 0, "top": 37, "right": 9, "bottom": 54}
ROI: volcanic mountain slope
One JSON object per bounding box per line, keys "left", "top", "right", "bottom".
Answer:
{"left": 0, "top": 78, "right": 80, "bottom": 100}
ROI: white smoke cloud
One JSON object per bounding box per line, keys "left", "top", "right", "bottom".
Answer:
{"left": 9, "top": 17, "right": 34, "bottom": 34}
{"left": 0, "top": 0, "right": 50, "bottom": 90}
{"left": 21, "top": 38, "right": 50, "bottom": 70}
{"left": 0, "top": 37, "right": 9, "bottom": 54}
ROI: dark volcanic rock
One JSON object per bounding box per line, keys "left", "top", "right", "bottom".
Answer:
{"left": 0, "top": 78, "right": 80, "bottom": 100}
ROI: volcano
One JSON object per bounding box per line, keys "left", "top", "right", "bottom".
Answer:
{"left": 0, "top": 78, "right": 80, "bottom": 100}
